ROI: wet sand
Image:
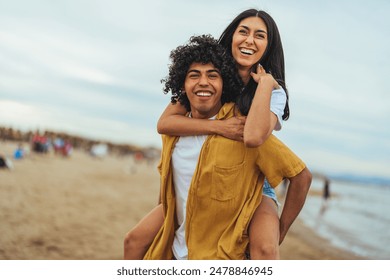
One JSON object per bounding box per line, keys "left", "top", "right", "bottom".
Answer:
{"left": 0, "top": 141, "right": 362, "bottom": 260}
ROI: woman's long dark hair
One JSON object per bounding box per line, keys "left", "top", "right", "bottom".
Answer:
{"left": 219, "top": 9, "right": 289, "bottom": 120}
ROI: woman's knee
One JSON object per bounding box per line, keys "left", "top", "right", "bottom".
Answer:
{"left": 250, "top": 242, "right": 279, "bottom": 259}
{"left": 123, "top": 230, "right": 134, "bottom": 250}
{"left": 124, "top": 228, "right": 149, "bottom": 251}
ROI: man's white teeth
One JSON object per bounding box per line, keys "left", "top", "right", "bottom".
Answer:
{"left": 240, "top": 48, "right": 254, "bottom": 55}
{"left": 196, "top": 92, "right": 211, "bottom": 96}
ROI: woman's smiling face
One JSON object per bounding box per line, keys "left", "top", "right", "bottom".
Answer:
{"left": 231, "top": 16, "right": 268, "bottom": 70}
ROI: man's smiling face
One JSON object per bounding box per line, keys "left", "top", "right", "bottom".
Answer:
{"left": 184, "top": 62, "right": 223, "bottom": 119}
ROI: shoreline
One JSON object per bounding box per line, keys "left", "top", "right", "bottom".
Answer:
{"left": 280, "top": 219, "right": 364, "bottom": 260}
{"left": 1, "top": 141, "right": 363, "bottom": 260}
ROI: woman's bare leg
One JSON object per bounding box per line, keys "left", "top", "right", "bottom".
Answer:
{"left": 249, "top": 196, "right": 280, "bottom": 259}
{"left": 124, "top": 204, "right": 164, "bottom": 259}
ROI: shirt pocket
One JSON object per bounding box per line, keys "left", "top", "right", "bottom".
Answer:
{"left": 211, "top": 162, "right": 244, "bottom": 201}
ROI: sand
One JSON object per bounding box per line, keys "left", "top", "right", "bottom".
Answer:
{"left": 0, "top": 141, "right": 363, "bottom": 260}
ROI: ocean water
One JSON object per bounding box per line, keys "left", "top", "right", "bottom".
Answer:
{"left": 296, "top": 178, "right": 390, "bottom": 259}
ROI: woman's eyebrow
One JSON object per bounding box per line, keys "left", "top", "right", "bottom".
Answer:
{"left": 239, "top": 24, "right": 267, "bottom": 34}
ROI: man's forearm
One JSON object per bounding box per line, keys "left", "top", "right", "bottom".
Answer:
{"left": 279, "top": 167, "right": 312, "bottom": 244}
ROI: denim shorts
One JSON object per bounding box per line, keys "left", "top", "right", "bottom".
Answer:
{"left": 262, "top": 178, "right": 279, "bottom": 206}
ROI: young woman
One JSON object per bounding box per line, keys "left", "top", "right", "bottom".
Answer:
{"left": 125, "top": 9, "right": 289, "bottom": 260}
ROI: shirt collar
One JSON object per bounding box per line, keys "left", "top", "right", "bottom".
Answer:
{"left": 216, "top": 102, "right": 236, "bottom": 120}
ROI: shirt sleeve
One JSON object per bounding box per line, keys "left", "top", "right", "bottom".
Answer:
{"left": 270, "top": 87, "right": 287, "bottom": 131}
{"left": 256, "top": 135, "right": 306, "bottom": 188}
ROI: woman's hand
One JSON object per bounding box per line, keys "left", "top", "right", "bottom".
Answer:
{"left": 216, "top": 117, "right": 246, "bottom": 141}
{"left": 250, "top": 64, "right": 280, "bottom": 90}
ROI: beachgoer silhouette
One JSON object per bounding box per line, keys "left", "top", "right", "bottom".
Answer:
{"left": 320, "top": 178, "right": 331, "bottom": 215}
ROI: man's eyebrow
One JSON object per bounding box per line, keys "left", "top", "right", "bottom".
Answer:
{"left": 187, "top": 69, "right": 200, "bottom": 73}
{"left": 240, "top": 24, "right": 267, "bottom": 34}
{"left": 207, "top": 69, "right": 221, "bottom": 74}
{"left": 187, "top": 69, "right": 221, "bottom": 74}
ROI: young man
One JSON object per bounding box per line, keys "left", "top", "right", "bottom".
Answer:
{"left": 143, "top": 35, "right": 311, "bottom": 260}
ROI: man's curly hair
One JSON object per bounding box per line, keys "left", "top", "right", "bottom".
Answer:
{"left": 162, "top": 35, "right": 243, "bottom": 111}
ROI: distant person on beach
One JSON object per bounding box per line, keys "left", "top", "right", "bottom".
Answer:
{"left": 0, "top": 153, "right": 13, "bottom": 169}
{"left": 13, "top": 143, "right": 25, "bottom": 159}
{"left": 125, "top": 9, "right": 298, "bottom": 260}
{"left": 31, "top": 133, "right": 49, "bottom": 153}
{"left": 323, "top": 178, "right": 330, "bottom": 200}
{"left": 124, "top": 35, "right": 311, "bottom": 259}
{"left": 0, "top": 154, "right": 7, "bottom": 168}
{"left": 320, "top": 178, "right": 331, "bottom": 215}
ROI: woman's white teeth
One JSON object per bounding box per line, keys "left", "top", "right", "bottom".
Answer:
{"left": 196, "top": 92, "right": 211, "bottom": 96}
{"left": 240, "top": 48, "right": 254, "bottom": 55}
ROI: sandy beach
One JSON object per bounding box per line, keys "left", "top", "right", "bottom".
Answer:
{"left": 0, "top": 141, "right": 363, "bottom": 260}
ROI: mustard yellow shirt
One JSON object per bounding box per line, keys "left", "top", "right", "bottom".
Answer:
{"left": 144, "top": 103, "right": 306, "bottom": 260}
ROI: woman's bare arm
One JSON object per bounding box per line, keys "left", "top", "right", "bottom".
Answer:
{"left": 157, "top": 102, "right": 245, "bottom": 141}
{"left": 244, "top": 65, "right": 280, "bottom": 147}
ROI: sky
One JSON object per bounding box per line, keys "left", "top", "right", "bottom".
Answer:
{"left": 0, "top": 0, "right": 389, "bottom": 178}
